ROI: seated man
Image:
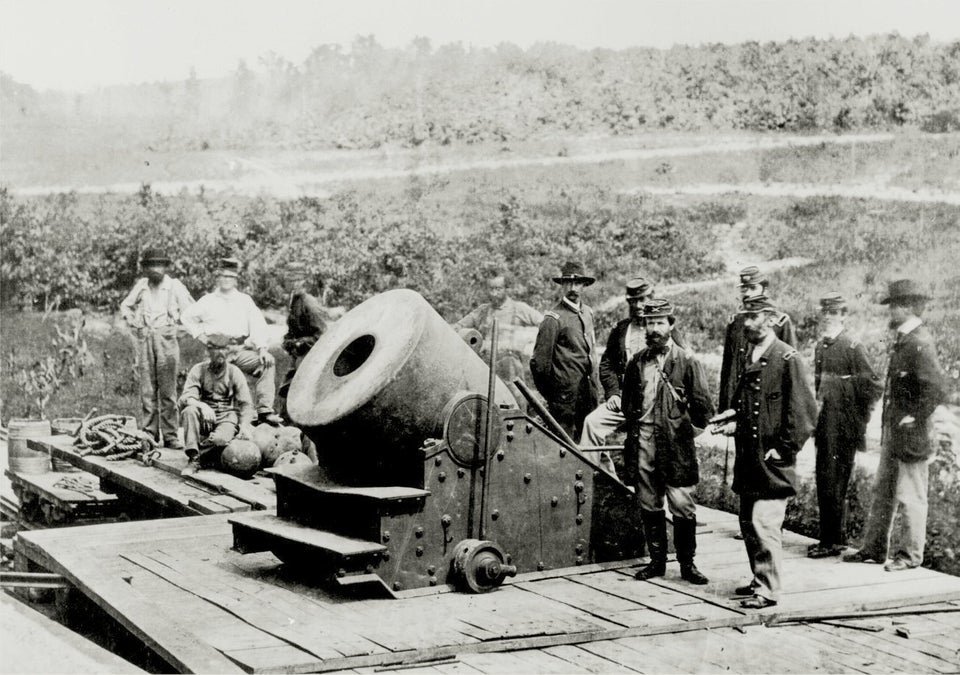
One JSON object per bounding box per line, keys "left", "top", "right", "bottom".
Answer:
{"left": 179, "top": 333, "right": 256, "bottom": 469}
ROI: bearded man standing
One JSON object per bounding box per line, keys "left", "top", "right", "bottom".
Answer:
{"left": 622, "top": 299, "right": 715, "bottom": 585}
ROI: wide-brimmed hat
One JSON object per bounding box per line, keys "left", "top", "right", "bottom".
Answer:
{"left": 625, "top": 277, "right": 653, "bottom": 300}
{"left": 880, "top": 278, "right": 931, "bottom": 305}
{"left": 641, "top": 298, "right": 674, "bottom": 319}
{"left": 552, "top": 261, "right": 595, "bottom": 286}
{"left": 738, "top": 295, "right": 778, "bottom": 314}
{"left": 738, "top": 265, "right": 769, "bottom": 288}
{"left": 819, "top": 292, "right": 847, "bottom": 312}
{"left": 217, "top": 257, "right": 242, "bottom": 278}
{"left": 140, "top": 247, "right": 170, "bottom": 265}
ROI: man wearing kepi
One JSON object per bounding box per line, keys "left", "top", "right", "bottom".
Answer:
{"left": 579, "top": 277, "right": 654, "bottom": 475}
{"left": 179, "top": 333, "right": 256, "bottom": 468}
{"left": 844, "top": 279, "right": 947, "bottom": 571}
{"left": 622, "top": 299, "right": 715, "bottom": 585}
{"left": 719, "top": 266, "right": 797, "bottom": 412}
{"left": 808, "top": 292, "right": 882, "bottom": 559}
{"left": 715, "top": 295, "right": 816, "bottom": 608}
{"left": 531, "top": 261, "right": 601, "bottom": 439}
{"left": 120, "top": 247, "right": 194, "bottom": 449}
{"left": 181, "top": 257, "right": 283, "bottom": 425}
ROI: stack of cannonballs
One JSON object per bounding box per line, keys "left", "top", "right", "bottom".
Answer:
{"left": 220, "top": 425, "right": 313, "bottom": 478}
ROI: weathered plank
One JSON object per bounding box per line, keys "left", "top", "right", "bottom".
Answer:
{"left": 542, "top": 644, "right": 642, "bottom": 673}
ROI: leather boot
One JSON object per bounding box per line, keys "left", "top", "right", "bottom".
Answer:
{"left": 674, "top": 516, "right": 709, "bottom": 585}
{"left": 634, "top": 510, "right": 667, "bottom": 580}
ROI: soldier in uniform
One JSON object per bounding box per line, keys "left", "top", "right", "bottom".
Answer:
{"left": 579, "top": 277, "right": 654, "bottom": 475}
{"left": 719, "top": 266, "right": 797, "bottom": 412}
{"left": 844, "top": 279, "right": 947, "bottom": 571}
{"left": 531, "top": 261, "right": 601, "bottom": 439}
{"left": 455, "top": 272, "right": 543, "bottom": 403}
{"left": 715, "top": 296, "right": 816, "bottom": 608}
{"left": 808, "top": 293, "right": 882, "bottom": 558}
{"left": 278, "top": 261, "right": 327, "bottom": 419}
{"left": 622, "top": 299, "right": 715, "bottom": 585}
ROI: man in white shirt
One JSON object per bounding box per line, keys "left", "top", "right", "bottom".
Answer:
{"left": 120, "top": 247, "right": 194, "bottom": 448}
{"left": 180, "top": 257, "right": 283, "bottom": 425}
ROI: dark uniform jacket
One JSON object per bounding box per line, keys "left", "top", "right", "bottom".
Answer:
{"left": 732, "top": 337, "right": 817, "bottom": 499}
{"left": 282, "top": 292, "right": 327, "bottom": 358}
{"left": 531, "top": 300, "right": 601, "bottom": 413}
{"left": 815, "top": 330, "right": 882, "bottom": 451}
{"left": 719, "top": 310, "right": 797, "bottom": 411}
{"left": 599, "top": 319, "right": 686, "bottom": 400}
{"left": 621, "top": 342, "right": 715, "bottom": 487}
{"left": 882, "top": 323, "right": 947, "bottom": 462}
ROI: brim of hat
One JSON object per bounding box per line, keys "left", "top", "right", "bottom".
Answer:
{"left": 880, "top": 293, "right": 930, "bottom": 304}
{"left": 553, "top": 275, "right": 595, "bottom": 286}
{"left": 217, "top": 270, "right": 239, "bottom": 278}
{"left": 737, "top": 307, "right": 775, "bottom": 315}
{"left": 142, "top": 258, "right": 171, "bottom": 265}
{"left": 642, "top": 312, "right": 674, "bottom": 319}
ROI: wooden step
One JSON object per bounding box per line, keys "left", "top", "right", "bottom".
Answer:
{"left": 229, "top": 512, "right": 386, "bottom": 566}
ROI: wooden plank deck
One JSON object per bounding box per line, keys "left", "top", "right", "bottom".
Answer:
{"left": 15, "top": 505, "right": 960, "bottom": 674}
{"left": 27, "top": 434, "right": 275, "bottom": 516}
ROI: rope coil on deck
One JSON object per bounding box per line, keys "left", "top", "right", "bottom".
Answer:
{"left": 72, "top": 409, "right": 156, "bottom": 461}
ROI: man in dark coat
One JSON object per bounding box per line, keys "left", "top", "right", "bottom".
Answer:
{"left": 715, "top": 296, "right": 816, "bottom": 608}
{"left": 844, "top": 279, "right": 947, "bottom": 571}
{"left": 278, "top": 262, "right": 327, "bottom": 419}
{"left": 622, "top": 299, "right": 715, "bottom": 584}
{"left": 531, "top": 261, "right": 601, "bottom": 439}
{"left": 579, "top": 277, "right": 654, "bottom": 474}
{"left": 809, "top": 292, "right": 883, "bottom": 558}
{"left": 719, "top": 266, "right": 797, "bottom": 412}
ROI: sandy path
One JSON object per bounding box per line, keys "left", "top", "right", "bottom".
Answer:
{"left": 10, "top": 132, "right": 895, "bottom": 198}
{"left": 627, "top": 182, "right": 960, "bottom": 205}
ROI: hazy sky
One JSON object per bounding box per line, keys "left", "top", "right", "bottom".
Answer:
{"left": 2, "top": 0, "right": 958, "bottom": 91}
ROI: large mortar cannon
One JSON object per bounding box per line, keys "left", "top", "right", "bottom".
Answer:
{"left": 230, "top": 289, "right": 640, "bottom": 596}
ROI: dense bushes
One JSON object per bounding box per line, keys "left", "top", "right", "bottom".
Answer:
{"left": 0, "top": 184, "right": 729, "bottom": 322}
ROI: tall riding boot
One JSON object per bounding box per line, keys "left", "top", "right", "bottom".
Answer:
{"left": 635, "top": 510, "right": 667, "bottom": 580}
{"left": 674, "top": 516, "right": 709, "bottom": 585}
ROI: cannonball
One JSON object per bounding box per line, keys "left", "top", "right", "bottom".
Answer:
{"left": 273, "top": 450, "right": 313, "bottom": 467}
{"left": 221, "top": 439, "right": 262, "bottom": 478}
{"left": 252, "top": 424, "right": 302, "bottom": 465}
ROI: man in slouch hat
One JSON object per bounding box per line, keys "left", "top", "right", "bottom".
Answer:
{"left": 622, "top": 299, "right": 715, "bottom": 585}
{"left": 120, "top": 247, "right": 194, "bottom": 449}
{"left": 715, "top": 295, "right": 816, "bottom": 608}
{"left": 278, "top": 261, "right": 327, "bottom": 418}
{"left": 808, "top": 292, "right": 882, "bottom": 558}
{"left": 531, "top": 261, "right": 602, "bottom": 439}
{"left": 181, "top": 257, "right": 283, "bottom": 426}
{"left": 844, "top": 279, "right": 947, "bottom": 571}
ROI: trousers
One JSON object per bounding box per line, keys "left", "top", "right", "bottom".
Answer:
{"left": 136, "top": 327, "right": 180, "bottom": 442}
{"left": 739, "top": 496, "right": 787, "bottom": 601}
{"left": 181, "top": 406, "right": 238, "bottom": 461}
{"left": 634, "top": 425, "right": 697, "bottom": 519}
{"left": 580, "top": 403, "right": 624, "bottom": 475}
{"left": 858, "top": 440, "right": 931, "bottom": 566}
{"left": 814, "top": 434, "right": 858, "bottom": 547}
{"left": 229, "top": 348, "right": 277, "bottom": 414}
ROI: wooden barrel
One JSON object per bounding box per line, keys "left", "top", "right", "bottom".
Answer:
{"left": 8, "top": 419, "right": 52, "bottom": 474}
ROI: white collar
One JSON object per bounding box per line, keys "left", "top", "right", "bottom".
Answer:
{"left": 897, "top": 316, "right": 922, "bottom": 335}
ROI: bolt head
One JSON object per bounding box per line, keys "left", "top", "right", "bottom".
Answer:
{"left": 415, "top": 527, "right": 424, "bottom": 538}
{"left": 336, "top": 568, "right": 346, "bottom": 578}
{"left": 506, "top": 432, "right": 514, "bottom": 442}
{"left": 575, "top": 470, "right": 583, "bottom": 480}
{"left": 506, "top": 421, "right": 514, "bottom": 431}
{"left": 491, "top": 509, "right": 500, "bottom": 520}
{"left": 523, "top": 473, "right": 532, "bottom": 483}
{"left": 551, "top": 496, "right": 558, "bottom": 506}
{"left": 427, "top": 565, "right": 436, "bottom": 575}
{"left": 435, "top": 456, "right": 442, "bottom": 466}
{"left": 393, "top": 581, "right": 402, "bottom": 591}
{"left": 429, "top": 576, "right": 437, "bottom": 586}
{"left": 559, "top": 449, "right": 566, "bottom": 457}
{"left": 416, "top": 546, "right": 424, "bottom": 557}
{"left": 438, "top": 471, "right": 446, "bottom": 482}
{"left": 576, "top": 556, "right": 584, "bottom": 565}
{"left": 525, "top": 423, "right": 533, "bottom": 434}
{"left": 457, "top": 467, "right": 465, "bottom": 477}
{"left": 537, "top": 561, "right": 545, "bottom": 571}
{"left": 496, "top": 450, "right": 505, "bottom": 460}
{"left": 382, "top": 531, "right": 391, "bottom": 542}
{"left": 576, "top": 514, "right": 584, "bottom": 524}
{"left": 441, "top": 514, "right": 452, "bottom": 526}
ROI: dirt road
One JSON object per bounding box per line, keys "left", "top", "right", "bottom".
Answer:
{"left": 10, "top": 132, "right": 896, "bottom": 198}
{"left": 628, "top": 182, "right": 960, "bottom": 206}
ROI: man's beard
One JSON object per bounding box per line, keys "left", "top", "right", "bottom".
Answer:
{"left": 209, "top": 358, "right": 227, "bottom": 374}
{"left": 745, "top": 327, "right": 764, "bottom": 344}
{"left": 645, "top": 332, "right": 669, "bottom": 352}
